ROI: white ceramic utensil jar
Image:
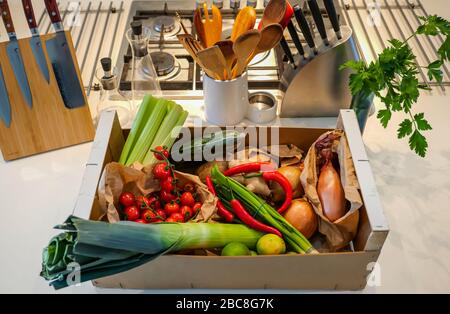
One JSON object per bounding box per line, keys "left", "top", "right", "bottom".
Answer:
{"left": 203, "top": 72, "right": 249, "bottom": 126}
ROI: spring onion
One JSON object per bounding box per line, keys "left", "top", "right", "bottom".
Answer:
{"left": 41, "top": 216, "right": 263, "bottom": 289}
{"left": 211, "top": 165, "right": 318, "bottom": 254}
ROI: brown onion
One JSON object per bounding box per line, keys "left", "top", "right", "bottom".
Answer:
{"left": 272, "top": 166, "right": 304, "bottom": 202}
{"left": 317, "top": 159, "right": 346, "bottom": 222}
{"left": 282, "top": 199, "right": 318, "bottom": 239}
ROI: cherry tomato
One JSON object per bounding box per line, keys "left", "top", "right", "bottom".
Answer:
{"left": 180, "top": 191, "right": 195, "bottom": 207}
{"left": 153, "top": 199, "right": 162, "bottom": 210}
{"left": 164, "top": 201, "right": 180, "bottom": 215}
{"left": 124, "top": 206, "right": 140, "bottom": 221}
{"left": 169, "top": 213, "right": 184, "bottom": 223}
{"left": 119, "top": 192, "right": 136, "bottom": 207}
{"left": 135, "top": 195, "right": 145, "bottom": 209}
{"left": 193, "top": 202, "right": 202, "bottom": 213}
{"left": 134, "top": 219, "right": 147, "bottom": 224}
{"left": 153, "top": 219, "right": 164, "bottom": 223}
{"left": 165, "top": 217, "right": 177, "bottom": 223}
{"left": 152, "top": 162, "right": 171, "bottom": 180}
{"left": 161, "top": 177, "right": 175, "bottom": 193}
{"left": 142, "top": 209, "right": 158, "bottom": 223}
{"left": 156, "top": 209, "right": 167, "bottom": 220}
{"left": 160, "top": 190, "right": 176, "bottom": 203}
{"left": 154, "top": 146, "right": 170, "bottom": 160}
{"left": 181, "top": 206, "right": 194, "bottom": 221}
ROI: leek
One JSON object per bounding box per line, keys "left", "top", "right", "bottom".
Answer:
{"left": 125, "top": 99, "right": 169, "bottom": 166}
{"left": 211, "top": 165, "right": 318, "bottom": 254}
{"left": 119, "top": 96, "right": 158, "bottom": 164}
{"left": 41, "top": 216, "right": 262, "bottom": 290}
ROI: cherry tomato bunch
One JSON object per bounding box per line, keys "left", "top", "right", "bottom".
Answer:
{"left": 118, "top": 147, "right": 203, "bottom": 224}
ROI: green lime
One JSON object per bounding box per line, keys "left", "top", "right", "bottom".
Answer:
{"left": 250, "top": 250, "right": 258, "bottom": 256}
{"left": 221, "top": 242, "right": 251, "bottom": 256}
{"left": 256, "top": 234, "right": 286, "bottom": 255}
{"left": 286, "top": 251, "right": 297, "bottom": 255}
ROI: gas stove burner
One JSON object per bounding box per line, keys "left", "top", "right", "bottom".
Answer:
{"left": 149, "top": 51, "right": 176, "bottom": 77}
{"left": 153, "top": 16, "right": 176, "bottom": 33}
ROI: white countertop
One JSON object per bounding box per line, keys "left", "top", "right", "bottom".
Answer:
{"left": 1, "top": 0, "right": 450, "bottom": 294}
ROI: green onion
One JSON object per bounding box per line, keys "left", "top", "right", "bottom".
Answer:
{"left": 211, "top": 165, "right": 318, "bottom": 254}
{"left": 125, "top": 99, "right": 169, "bottom": 166}
{"left": 41, "top": 216, "right": 263, "bottom": 290}
{"left": 119, "top": 96, "right": 158, "bottom": 164}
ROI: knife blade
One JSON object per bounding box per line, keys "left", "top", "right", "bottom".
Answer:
{"left": 22, "top": 0, "right": 50, "bottom": 83}
{"left": 0, "top": 65, "right": 11, "bottom": 128}
{"left": 44, "top": 0, "right": 85, "bottom": 109}
{"left": 0, "top": 0, "right": 33, "bottom": 109}
{"left": 323, "top": 0, "right": 342, "bottom": 40}
{"left": 293, "top": 4, "right": 318, "bottom": 55}
{"left": 307, "top": 0, "right": 329, "bottom": 46}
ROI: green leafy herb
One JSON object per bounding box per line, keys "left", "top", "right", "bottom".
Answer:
{"left": 341, "top": 15, "right": 450, "bottom": 157}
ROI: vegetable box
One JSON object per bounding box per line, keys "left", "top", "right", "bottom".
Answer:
{"left": 73, "top": 110, "right": 389, "bottom": 291}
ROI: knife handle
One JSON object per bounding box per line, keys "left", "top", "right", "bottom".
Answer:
{"left": 280, "top": 36, "right": 295, "bottom": 66}
{"left": 307, "top": 0, "right": 328, "bottom": 45}
{"left": 323, "top": 0, "right": 341, "bottom": 39}
{"left": 287, "top": 21, "right": 305, "bottom": 56}
{"left": 0, "top": 0, "right": 15, "bottom": 34}
{"left": 44, "top": 0, "right": 62, "bottom": 24}
{"left": 293, "top": 4, "right": 316, "bottom": 52}
{"left": 22, "top": 0, "right": 38, "bottom": 29}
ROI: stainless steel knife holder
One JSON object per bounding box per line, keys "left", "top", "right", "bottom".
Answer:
{"left": 279, "top": 26, "right": 360, "bottom": 117}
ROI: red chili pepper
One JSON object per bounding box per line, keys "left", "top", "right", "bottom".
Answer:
{"left": 230, "top": 199, "right": 282, "bottom": 238}
{"left": 223, "top": 162, "right": 275, "bottom": 177}
{"left": 205, "top": 176, "right": 234, "bottom": 222}
{"left": 262, "top": 171, "right": 293, "bottom": 214}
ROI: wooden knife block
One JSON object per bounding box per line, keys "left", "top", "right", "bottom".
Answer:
{"left": 0, "top": 31, "right": 94, "bottom": 161}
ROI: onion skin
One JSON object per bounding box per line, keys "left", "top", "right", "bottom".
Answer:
{"left": 317, "top": 160, "right": 346, "bottom": 222}
{"left": 283, "top": 199, "right": 318, "bottom": 239}
{"left": 272, "top": 166, "right": 304, "bottom": 202}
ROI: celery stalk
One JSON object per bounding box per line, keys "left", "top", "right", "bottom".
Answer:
{"left": 119, "top": 96, "right": 158, "bottom": 164}
{"left": 143, "top": 109, "right": 188, "bottom": 166}
{"left": 125, "top": 99, "right": 169, "bottom": 166}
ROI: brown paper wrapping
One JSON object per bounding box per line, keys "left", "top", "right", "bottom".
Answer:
{"left": 300, "top": 131, "right": 362, "bottom": 251}
{"left": 97, "top": 162, "right": 218, "bottom": 223}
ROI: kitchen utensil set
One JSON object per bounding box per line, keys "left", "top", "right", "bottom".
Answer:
{"left": 181, "top": 0, "right": 286, "bottom": 81}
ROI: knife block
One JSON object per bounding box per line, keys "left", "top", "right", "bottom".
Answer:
{"left": 279, "top": 26, "right": 360, "bottom": 117}
{"left": 0, "top": 31, "right": 94, "bottom": 161}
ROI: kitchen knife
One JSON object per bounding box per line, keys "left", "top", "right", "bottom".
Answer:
{"left": 280, "top": 37, "right": 296, "bottom": 67}
{"left": 323, "top": 0, "right": 342, "bottom": 39}
{"left": 293, "top": 4, "right": 318, "bottom": 54}
{"left": 0, "top": 0, "right": 33, "bottom": 109}
{"left": 0, "top": 66, "right": 11, "bottom": 127}
{"left": 44, "top": 0, "right": 85, "bottom": 109}
{"left": 307, "top": 0, "right": 329, "bottom": 46}
{"left": 287, "top": 20, "right": 305, "bottom": 57}
{"left": 22, "top": 0, "right": 50, "bottom": 83}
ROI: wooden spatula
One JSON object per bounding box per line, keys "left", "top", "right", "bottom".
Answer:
{"left": 258, "top": 0, "right": 287, "bottom": 29}
{"left": 232, "top": 29, "right": 261, "bottom": 78}
{"left": 231, "top": 6, "right": 257, "bottom": 42}
{"left": 248, "top": 23, "right": 284, "bottom": 62}
{"left": 215, "top": 40, "right": 236, "bottom": 80}
{"left": 194, "top": 3, "right": 222, "bottom": 48}
{"left": 177, "top": 34, "right": 218, "bottom": 79}
{"left": 197, "top": 45, "right": 228, "bottom": 80}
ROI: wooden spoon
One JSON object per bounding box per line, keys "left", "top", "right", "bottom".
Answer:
{"left": 258, "top": 0, "right": 287, "bottom": 29}
{"left": 215, "top": 40, "right": 236, "bottom": 80}
{"left": 231, "top": 6, "right": 257, "bottom": 42}
{"left": 232, "top": 30, "right": 261, "bottom": 78}
{"left": 177, "top": 34, "right": 217, "bottom": 79}
{"left": 194, "top": 3, "right": 222, "bottom": 48}
{"left": 248, "top": 23, "right": 284, "bottom": 63}
{"left": 197, "top": 45, "right": 228, "bottom": 80}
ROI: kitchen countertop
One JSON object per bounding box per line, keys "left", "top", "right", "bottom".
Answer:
{"left": 1, "top": 0, "right": 450, "bottom": 294}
